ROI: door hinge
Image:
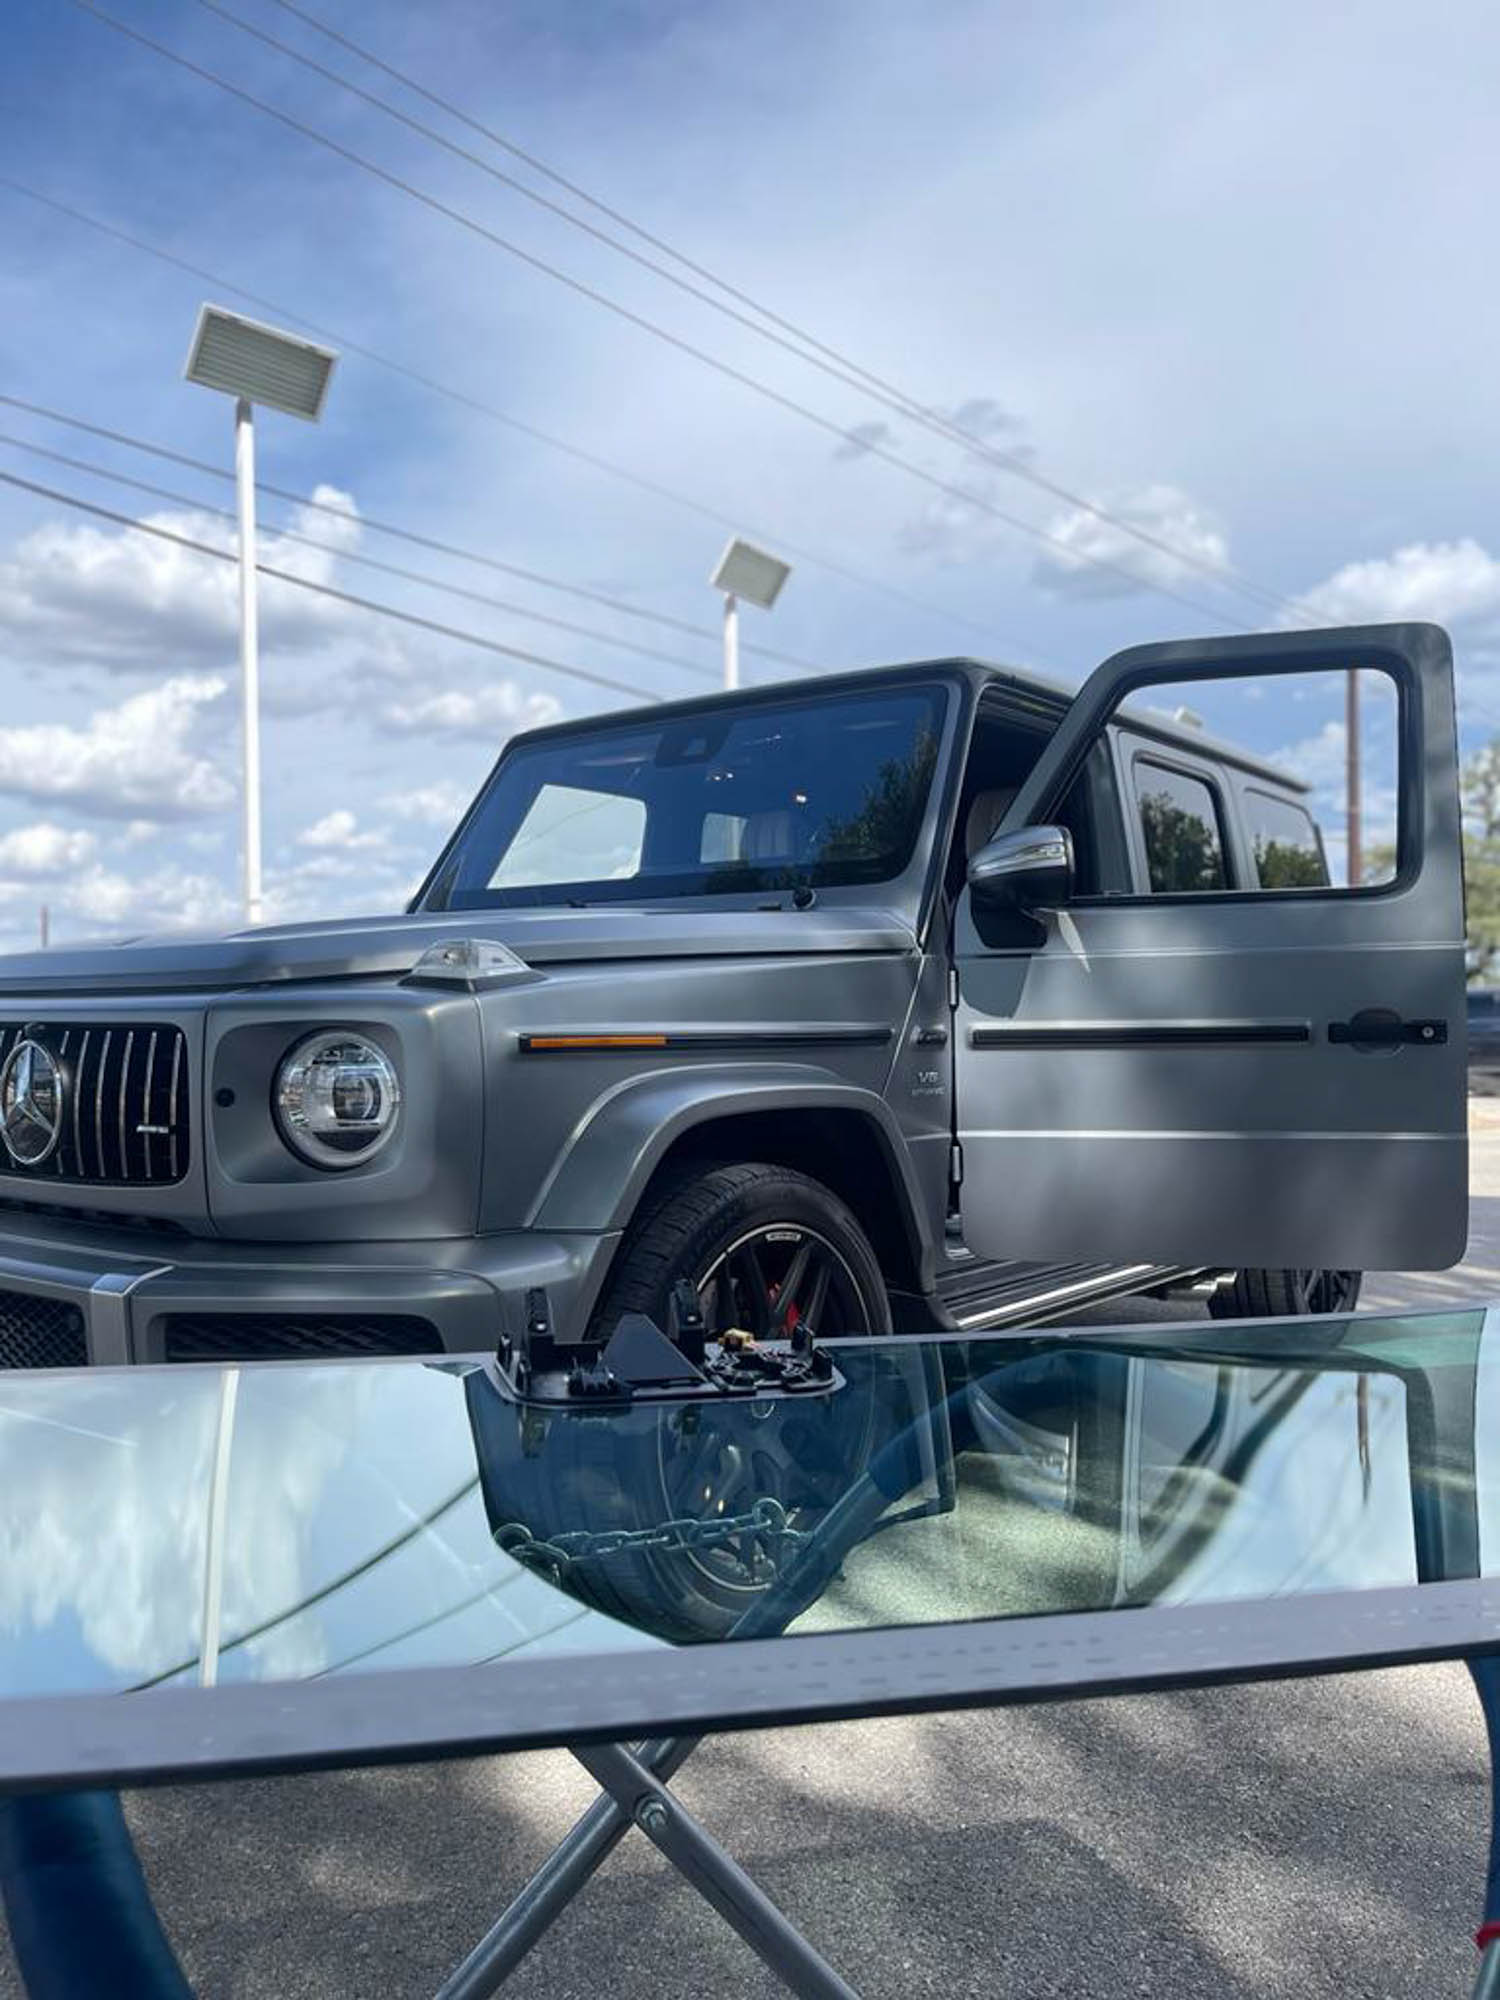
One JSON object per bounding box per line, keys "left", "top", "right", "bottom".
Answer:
{"left": 947, "top": 965, "right": 959, "bottom": 1010}
{"left": 949, "top": 1140, "right": 964, "bottom": 1187}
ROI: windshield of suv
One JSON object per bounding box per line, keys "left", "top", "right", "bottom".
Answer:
{"left": 422, "top": 683, "right": 947, "bottom": 908}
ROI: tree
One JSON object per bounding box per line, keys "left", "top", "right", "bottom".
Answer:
{"left": 1464, "top": 742, "right": 1500, "bottom": 841}
{"left": 1253, "top": 838, "right": 1327, "bottom": 889}
{"left": 819, "top": 729, "right": 939, "bottom": 866}
{"left": 1137, "top": 790, "right": 1223, "bottom": 892}
{"left": 1461, "top": 743, "right": 1500, "bottom": 982}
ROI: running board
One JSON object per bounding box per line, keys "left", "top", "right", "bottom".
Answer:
{"left": 932, "top": 1258, "right": 1206, "bottom": 1331}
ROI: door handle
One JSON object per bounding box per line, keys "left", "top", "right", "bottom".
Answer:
{"left": 1328, "top": 1010, "right": 1447, "bottom": 1049}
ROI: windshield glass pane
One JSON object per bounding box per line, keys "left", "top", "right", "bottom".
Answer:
{"left": 424, "top": 683, "right": 946, "bottom": 907}
{"left": 0, "top": 1308, "right": 1486, "bottom": 1705}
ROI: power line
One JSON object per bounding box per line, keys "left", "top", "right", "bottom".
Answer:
{"left": 65, "top": 0, "right": 1243, "bottom": 627}
{"left": 129, "top": 1476, "right": 483, "bottom": 1690}
{"left": 0, "top": 429, "right": 726, "bottom": 681}
{"left": 214, "top": 0, "right": 1319, "bottom": 626}
{"left": 0, "top": 390, "right": 816, "bottom": 671}
{"left": 0, "top": 467, "right": 663, "bottom": 704}
{"left": 0, "top": 175, "right": 1020, "bottom": 660}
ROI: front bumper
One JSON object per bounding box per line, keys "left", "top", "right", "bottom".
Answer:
{"left": 0, "top": 1213, "right": 620, "bottom": 1366}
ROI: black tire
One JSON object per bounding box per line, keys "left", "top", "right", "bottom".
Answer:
{"left": 523, "top": 1162, "right": 890, "bottom": 1641}
{"left": 592, "top": 1159, "right": 893, "bottom": 1343}
{"left": 1208, "top": 1268, "right": 1363, "bottom": 1319}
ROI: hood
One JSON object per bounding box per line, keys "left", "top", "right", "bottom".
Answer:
{"left": 0, "top": 905, "right": 919, "bottom": 996}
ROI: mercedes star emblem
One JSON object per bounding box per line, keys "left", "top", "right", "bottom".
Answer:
{"left": 0, "top": 1039, "right": 65, "bottom": 1168}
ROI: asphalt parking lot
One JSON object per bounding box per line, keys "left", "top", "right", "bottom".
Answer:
{"left": 3, "top": 1120, "right": 1499, "bottom": 2000}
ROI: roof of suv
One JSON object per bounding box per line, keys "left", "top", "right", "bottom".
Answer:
{"left": 506, "top": 657, "right": 1310, "bottom": 796}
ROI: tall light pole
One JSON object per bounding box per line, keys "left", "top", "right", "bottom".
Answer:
{"left": 710, "top": 538, "right": 792, "bottom": 691}
{"left": 184, "top": 306, "right": 338, "bottom": 924}
{"left": 1345, "top": 668, "right": 1362, "bottom": 888}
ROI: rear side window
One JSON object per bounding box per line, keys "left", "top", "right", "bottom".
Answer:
{"left": 1132, "top": 760, "right": 1228, "bottom": 893}
{"left": 1243, "top": 788, "right": 1329, "bottom": 889}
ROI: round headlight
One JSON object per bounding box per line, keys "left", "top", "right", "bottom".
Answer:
{"left": 274, "top": 1032, "right": 401, "bottom": 1170}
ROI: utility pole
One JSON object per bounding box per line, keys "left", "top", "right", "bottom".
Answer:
{"left": 38, "top": 906, "right": 48, "bottom": 950}
{"left": 1345, "top": 669, "right": 1362, "bottom": 888}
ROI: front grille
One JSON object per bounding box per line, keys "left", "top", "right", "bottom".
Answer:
{"left": 161, "top": 1314, "right": 443, "bottom": 1363}
{"left": 0, "top": 1289, "right": 87, "bottom": 1368}
{"left": 0, "top": 1022, "right": 189, "bottom": 1186}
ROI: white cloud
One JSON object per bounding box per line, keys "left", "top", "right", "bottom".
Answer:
{"left": 380, "top": 682, "right": 563, "bottom": 738}
{"left": 65, "top": 861, "right": 241, "bottom": 933}
{"left": 1032, "top": 485, "right": 1230, "bottom": 600}
{"left": 296, "top": 808, "right": 386, "bottom": 852}
{"left": 1269, "top": 717, "right": 1398, "bottom": 881}
{"left": 0, "top": 822, "right": 96, "bottom": 877}
{"left": 0, "top": 675, "right": 232, "bottom": 819}
{"left": 0, "top": 486, "right": 368, "bottom": 675}
{"left": 1270, "top": 718, "right": 1348, "bottom": 793}
{"left": 386, "top": 780, "right": 474, "bottom": 825}
{"left": 36, "top": 849, "right": 407, "bottom": 942}
{"left": 1292, "top": 539, "right": 1500, "bottom": 627}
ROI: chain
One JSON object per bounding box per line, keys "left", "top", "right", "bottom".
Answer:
{"left": 495, "top": 1495, "right": 803, "bottom": 1582}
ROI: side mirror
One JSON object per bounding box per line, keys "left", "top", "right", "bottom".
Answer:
{"left": 968, "top": 825, "right": 1074, "bottom": 909}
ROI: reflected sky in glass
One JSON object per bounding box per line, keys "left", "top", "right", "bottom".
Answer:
{"left": 0, "top": 1307, "right": 1488, "bottom": 1701}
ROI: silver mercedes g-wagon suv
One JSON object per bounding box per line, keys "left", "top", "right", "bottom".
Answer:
{"left": 0, "top": 623, "right": 1467, "bottom": 1369}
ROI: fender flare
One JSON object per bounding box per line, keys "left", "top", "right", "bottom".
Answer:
{"left": 526, "top": 1061, "right": 938, "bottom": 1288}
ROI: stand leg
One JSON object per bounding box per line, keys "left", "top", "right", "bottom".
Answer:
{"left": 0, "top": 1791, "right": 194, "bottom": 2000}
{"left": 1472, "top": 1658, "right": 1500, "bottom": 1998}
{"left": 434, "top": 1738, "right": 697, "bottom": 2000}
{"left": 573, "top": 1742, "right": 860, "bottom": 2000}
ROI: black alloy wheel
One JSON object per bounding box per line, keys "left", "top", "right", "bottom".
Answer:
{"left": 556, "top": 1162, "right": 891, "bottom": 1637}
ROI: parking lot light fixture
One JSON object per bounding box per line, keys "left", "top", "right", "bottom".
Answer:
{"left": 710, "top": 538, "right": 792, "bottom": 691}
{"left": 184, "top": 305, "right": 339, "bottom": 925}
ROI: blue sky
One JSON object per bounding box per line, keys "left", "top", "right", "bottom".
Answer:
{"left": 0, "top": 0, "right": 1496, "bottom": 940}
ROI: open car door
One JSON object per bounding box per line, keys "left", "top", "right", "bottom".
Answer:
{"left": 953, "top": 623, "right": 1467, "bottom": 1271}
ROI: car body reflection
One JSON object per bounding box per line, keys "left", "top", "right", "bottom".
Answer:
{"left": 0, "top": 1310, "right": 1483, "bottom": 1694}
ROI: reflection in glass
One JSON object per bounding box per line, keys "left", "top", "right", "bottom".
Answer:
{"left": 0, "top": 1309, "right": 1486, "bottom": 1698}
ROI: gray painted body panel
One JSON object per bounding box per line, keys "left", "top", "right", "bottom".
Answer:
{"left": 0, "top": 905, "right": 919, "bottom": 995}
{"left": 0, "top": 1206, "right": 618, "bottom": 1365}
{"left": 956, "top": 623, "right": 1467, "bottom": 1270}
{"left": 476, "top": 950, "right": 919, "bottom": 1228}
{"left": 0, "top": 630, "right": 1468, "bottom": 1363}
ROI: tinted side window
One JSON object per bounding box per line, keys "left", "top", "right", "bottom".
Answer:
{"left": 1244, "top": 788, "right": 1329, "bottom": 889}
{"left": 1133, "top": 761, "right": 1228, "bottom": 893}
{"left": 1059, "top": 739, "right": 1133, "bottom": 896}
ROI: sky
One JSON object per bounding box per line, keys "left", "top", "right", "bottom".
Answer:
{"left": 1, "top": 0, "right": 1497, "bottom": 943}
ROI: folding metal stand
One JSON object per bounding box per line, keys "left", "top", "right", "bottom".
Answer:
{"left": 434, "top": 1348, "right": 963, "bottom": 1997}
{"left": 434, "top": 1735, "right": 858, "bottom": 2000}
{"left": 9, "top": 1333, "right": 1500, "bottom": 2000}
{"left": 1470, "top": 1657, "right": 1500, "bottom": 2000}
